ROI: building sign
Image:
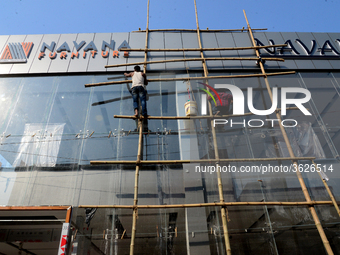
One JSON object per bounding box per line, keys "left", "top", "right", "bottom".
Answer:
{"left": 38, "top": 40, "right": 130, "bottom": 60}
{"left": 0, "top": 42, "right": 33, "bottom": 63}
{"left": 0, "top": 34, "right": 339, "bottom": 67}
{"left": 0, "top": 38, "right": 131, "bottom": 64}
{"left": 255, "top": 38, "right": 340, "bottom": 56}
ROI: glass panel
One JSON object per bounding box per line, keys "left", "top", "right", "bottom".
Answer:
{"left": 269, "top": 72, "right": 340, "bottom": 159}
{"left": 315, "top": 205, "right": 340, "bottom": 254}
{"left": 70, "top": 207, "right": 187, "bottom": 255}
{"left": 70, "top": 205, "right": 334, "bottom": 255}
{"left": 268, "top": 206, "right": 327, "bottom": 255}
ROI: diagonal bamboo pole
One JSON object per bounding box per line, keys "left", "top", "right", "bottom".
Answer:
{"left": 312, "top": 160, "right": 340, "bottom": 217}
{"left": 193, "top": 1, "right": 231, "bottom": 254}
{"left": 244, "top": 10, "right": 334, "bottom": 255}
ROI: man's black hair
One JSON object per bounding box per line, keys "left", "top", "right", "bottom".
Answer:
{"left": 134, "top": 65, "right": 141, "bottom": 72}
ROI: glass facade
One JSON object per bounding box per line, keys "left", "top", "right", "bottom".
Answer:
{"left": 0, "top": 70, "right": 340, "bottom": 254}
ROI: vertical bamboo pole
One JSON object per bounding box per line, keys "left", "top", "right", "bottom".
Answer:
{"left": 130, "top": 1, "right": 149, "bottom": 254}
{"left": 312, "top": 160, "right": 340, "bottom": 217}
{"left": 130, "top": 119, "right": 144, "bottom": 255}
{"left": 143, "top": 0, "right": 150, "bottom": 73}
{"left": 243, "top": 10, "right": 334, "bottom": 255}
{"left": 194, "top": 1, "right": 232, "bottom": 254}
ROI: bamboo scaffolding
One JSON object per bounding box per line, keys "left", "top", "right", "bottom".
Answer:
{"left": 80, "top": 2, "right": 338, "bottom": 254}
{"left": 133, "top": 28, "right": 267, "bottom": 32}
{"left": 84, "top": 71, "right": 296, "bottom": 87}
{"left": 244, "top": 10, "right": 334, "bottom": 255}
{"left": 90, "top": 156, "right": 315, "bottom": 165}
{"left": 119, "top": 44, "right": 287, "bottom": 52}
{"left": 312, "top": 160, "right": 340, "bottom": 217}
{"left": 78, "top": 201, "right": 335, "bottom": 209}
{"left": 105, "top": 56, "right": 285, "bottom": 68}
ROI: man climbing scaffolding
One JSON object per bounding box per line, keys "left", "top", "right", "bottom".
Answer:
{"left": 208, "top": 89, "right": 233, "bottom": 116}
{"left": 124, "top": 65, "right": 148, "bottom": 117}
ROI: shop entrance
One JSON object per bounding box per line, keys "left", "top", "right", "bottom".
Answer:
{"left": 0, "top": 206, "right": 71, "bottom": 255}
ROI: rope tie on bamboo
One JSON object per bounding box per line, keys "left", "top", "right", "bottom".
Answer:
{"left": 224, "top": 206, "right": 231, "bottom": 222}
{"left": 133, "top": 206, "right": 139, "bottom": 219}
{"left": 256, "top": 56, "right": 266, "bottom": 66}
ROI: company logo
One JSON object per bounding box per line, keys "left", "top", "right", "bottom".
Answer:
{"left": 0, "top": 42, "right": 33, "bottom": 63}
{"left": 200, "top": 84, "right": 311, "bottom": 128}
{"left": 38, "top": 40, "right": 130, "bottom": 60}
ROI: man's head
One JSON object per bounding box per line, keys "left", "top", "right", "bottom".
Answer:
{"left": 134, "top": 65, "right": 141, "bottom": 72}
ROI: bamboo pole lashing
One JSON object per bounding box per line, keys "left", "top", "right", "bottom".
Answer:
{"left": 243, "top": 9, "right": 334, "bottom": 255}
{"left": 105, "top": 56, "right": 285, "bottom": 68}
{"left": 119, "top": 44, "right": 287, "bottom": 52}
{"left": 84, "top": 71, "right": 296, "bottom": 87}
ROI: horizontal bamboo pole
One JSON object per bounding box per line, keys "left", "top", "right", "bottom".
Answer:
{"left": 0, "top": 206, "right": 71, "bottom": 211}
{"left": 90, "top": 156, "right": 315, "bottom": 165}
{"left": 133, "top": 28, "right": 267, "bottom": 32}
{"left": 114, "top": 106, "right": 301, "bottom": 120}
{"left": 78, "top": 201, "right": 334, "bottom": 209}
{"left": 85, "top": 71, "right": 296, "bottom": 87}
{"left": 105, "top": 57, "right": 285, "bottom": 68}
{"left": 119, "top": 44, "right": 287, "bottom": 52}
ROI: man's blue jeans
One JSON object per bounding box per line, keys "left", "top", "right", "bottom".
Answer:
{"left": 131, "top": 86, "right": 147, "bottom": 116}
